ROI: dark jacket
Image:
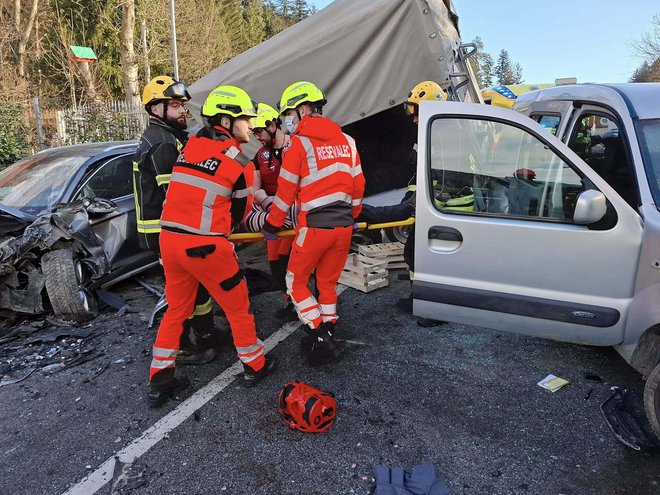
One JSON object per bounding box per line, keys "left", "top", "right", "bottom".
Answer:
{"left": 133, "top": 117, "right": 188, "bottom": 251}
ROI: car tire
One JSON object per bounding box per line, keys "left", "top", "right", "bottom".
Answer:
{"left": 383, "top": 225, "right": 411, "bottom": 244}
{"left": 644, "top": 361, "right": 660, "bottom": 441}
{"left": 42, "top": 249, "right": 98, "bottom": 322}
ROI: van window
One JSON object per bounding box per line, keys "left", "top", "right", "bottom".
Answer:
{"left": 567, "top": 113, "right": 637, "bottom": 208}
{"left": 535, "top": 114, "right": 561, "bottom": 136}
{"left": 429, "top": 117, "right": 586, "bottom": 222}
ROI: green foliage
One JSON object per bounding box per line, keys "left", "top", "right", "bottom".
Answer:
{"left": 494, "top": 50, "right": 523, "bottom": 85}
{"left": 471, "top": 38, "right": 522, "bottom": 88}
{"left": 0, "top": 102, "right": 29, "bottom": 169}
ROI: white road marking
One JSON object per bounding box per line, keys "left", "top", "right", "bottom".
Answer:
{"left": 62, "top": 286, "right": 347, "bottom": 495}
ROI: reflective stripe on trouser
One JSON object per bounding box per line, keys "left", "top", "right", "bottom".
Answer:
{"left": 285, "top": 225, "right": 353, "bottom": 330}
{"left": 266, "top": 238, "right": 293, "bottom": 262}
{"left": 150, "top": 230, "right": 264, "bottom": 382}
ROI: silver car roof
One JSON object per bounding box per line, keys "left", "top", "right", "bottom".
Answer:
{"left": 514, "top": 83, "right": 660, "bottom": 121}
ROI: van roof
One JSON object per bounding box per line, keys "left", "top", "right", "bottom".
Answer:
{"left": 514, "top": 83, "right": 660, "bottom": 121}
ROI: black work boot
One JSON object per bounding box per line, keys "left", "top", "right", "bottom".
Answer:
{"left": 147, "top": 376, "right": 190, "bottom": 408}
{"left": 302, "top": 323, "right": 339, "bottom": 367}
{"left": 275, "top": 300, "right": 297, "bottom": 320}
{"left": 243, "top": 355, "right": 278, "bottom": 387}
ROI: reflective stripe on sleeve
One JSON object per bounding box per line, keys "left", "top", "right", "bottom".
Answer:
{"left": 273, "top": 196, "right": 290, "bottom": 212}
{"left": 232, "top": 187, "right": 253, "bottom": 199}
{"left": 156, "top": 173, "right": 172, "bottom": 186}
{"left": 279, "top": 168, "right": 299, "bottom": 184}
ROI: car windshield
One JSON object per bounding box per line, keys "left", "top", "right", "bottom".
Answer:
{"left": 0, "top": 153, "right": 88, "bottom": 216}
{"left": 637, "top": 119, "right": 660, "bottom": 209}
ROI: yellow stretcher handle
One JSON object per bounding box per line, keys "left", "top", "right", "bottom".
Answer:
{"left": 227, "top": 217, "right": 415, "bottom": 243}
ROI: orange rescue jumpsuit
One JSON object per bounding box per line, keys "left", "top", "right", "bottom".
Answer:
{"left": 149, "top": 130, "right": 265, "bottom": 385}
{"left": 266, "top": 115, "right": 365, "bottom": 330}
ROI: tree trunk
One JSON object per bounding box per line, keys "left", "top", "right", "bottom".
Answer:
{"left": 120, "top": 0, "right": 140, "bottom": 107}
{"left": 14, "top": 0, "right": 39, "bottom": 78}
{"left": 77, "top": 61, "right": 99, "bottom": 102}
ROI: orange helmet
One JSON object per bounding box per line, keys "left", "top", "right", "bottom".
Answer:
{"left": 278, "top": 381, "right": 336, "bottom": 433}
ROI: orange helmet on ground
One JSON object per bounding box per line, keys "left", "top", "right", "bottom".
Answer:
{"left": 278, "top": 381, "right": 336, "bottom": 433}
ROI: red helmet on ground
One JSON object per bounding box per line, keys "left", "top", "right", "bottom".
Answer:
{"left": 278, "top": 381, "right": 337, "bottom": 433}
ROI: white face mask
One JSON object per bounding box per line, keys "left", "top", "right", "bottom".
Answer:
{"left": 284, "top": 115, "right": 297, "bottom": 134}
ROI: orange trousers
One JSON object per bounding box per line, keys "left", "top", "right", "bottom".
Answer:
{"left": 286, "top": 226, "right": 353, "bottom": 329}
{"left": 266, "top": 238, "right": 293, "bottom": 262}
{"left": 150, "top": 230, "right": 264, "bottom": 384}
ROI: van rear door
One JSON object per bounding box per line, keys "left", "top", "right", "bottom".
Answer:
{"left": 412, "top": 102, "right": 643, "bottom": 345}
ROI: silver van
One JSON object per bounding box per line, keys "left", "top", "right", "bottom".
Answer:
{"left": 412, "top": 84, "right": 660, "bottom": 444}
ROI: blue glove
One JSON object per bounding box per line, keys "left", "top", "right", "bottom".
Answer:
{"left": 262, "top": 230, "right": 278, "bottom": 241}
{"left": 261, "top": 221, "right": 279, "bottom": 241}
{"left": 353, "top": 222, "right": 360, "bottom": 231}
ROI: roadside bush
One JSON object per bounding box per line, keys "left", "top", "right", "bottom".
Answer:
{"left": 0, "top": 101, "right": 29, "bottom": 170}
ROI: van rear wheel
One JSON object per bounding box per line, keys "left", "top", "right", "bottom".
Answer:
{"left": 644, "top": 361, "right": 660, "bottom": 441}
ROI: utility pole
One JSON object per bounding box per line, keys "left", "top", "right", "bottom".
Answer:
{"left": 141, "top": 20, "right": 151, "bottom": 83}
{"left": 169, "top": 0, "right": 179, "bottom": 80}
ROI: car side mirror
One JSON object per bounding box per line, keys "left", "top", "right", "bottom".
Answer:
{"left": 573, "top": 189, "right": 607, "bottom": 225}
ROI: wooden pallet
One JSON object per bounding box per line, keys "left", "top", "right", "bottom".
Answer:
{"left": 338, "top": 253, "right": 389, "bottom": 293}
{"left": 358, "top": 242, "right": 408, "bottom": 270}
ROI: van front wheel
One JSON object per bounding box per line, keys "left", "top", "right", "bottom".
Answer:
{"left": 644, "top": 361, "right": 660, "bottom": 441}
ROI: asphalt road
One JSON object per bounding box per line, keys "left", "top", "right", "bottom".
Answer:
{"left": 1, "top": 243, "right": 659, "bottom": 495}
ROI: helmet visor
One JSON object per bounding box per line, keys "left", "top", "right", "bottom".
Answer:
{"left": 164, "top": 81, "right": 191, "bottom": 101}
{"left": 403, "top": 102, "right": 418, "bottom": 116}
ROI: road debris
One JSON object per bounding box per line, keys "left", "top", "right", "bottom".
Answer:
{"left": 537, "top": 374, "right": 570, "bottom": 392}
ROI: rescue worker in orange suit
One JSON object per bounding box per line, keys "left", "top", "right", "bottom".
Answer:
{"left": 263, "top": 81, "right": 366, "bottom": 366}
{"left": 147, "top": 85, "right": 276, "bottom": 407}
{"left": 251, "top": 103, "right": 293, "bottom": 292}
{"left": 134, "top": 76, "right": 226, "bottom": 366}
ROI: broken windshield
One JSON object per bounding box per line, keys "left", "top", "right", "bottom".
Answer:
{"left": 0, "top": 154, "right": 88, "bottom": 217}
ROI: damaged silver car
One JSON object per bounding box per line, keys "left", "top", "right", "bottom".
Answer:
{"left": 0, "top": 141, "right": 158, "bottom": 324}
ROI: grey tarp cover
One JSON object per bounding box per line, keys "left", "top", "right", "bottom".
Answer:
{"left": 188, "top": 0, "right": 470, "bottom": 126}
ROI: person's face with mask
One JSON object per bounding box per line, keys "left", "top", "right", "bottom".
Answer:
{"left": 282, "top": 108, "right": 299, "bottom": 134}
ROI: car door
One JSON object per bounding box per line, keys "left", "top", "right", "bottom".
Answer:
{"left": 73, "top": 153, "right": 140, "bottom": 265}
{"left": 412, "top": 102, "right": 644, "bottom": 346}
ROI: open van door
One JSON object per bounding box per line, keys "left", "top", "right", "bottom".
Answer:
{"left": 412, "top": 102, "right": 643, "bottom": 345}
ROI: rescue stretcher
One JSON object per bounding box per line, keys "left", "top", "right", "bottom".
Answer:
{"left": 227, "top": 217, "right": 416, "bottom": 243}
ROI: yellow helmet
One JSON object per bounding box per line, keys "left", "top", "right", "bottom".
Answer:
{"left": 278, "top": 81, "right": 326, "bottom": 114}
{"left": 141, "top": 76, "right": 190, "bottom": 107}
{"left": 201, "top": 85, "right": 257, "bottom": 120}
{"left": 252, "top": 103, "right": 281, "bottom": 129}
{"left": 404, "top": 80, "right": 447, "bottom": 116}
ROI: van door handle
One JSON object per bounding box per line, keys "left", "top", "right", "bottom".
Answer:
{"left": 428, "top": 226, "right": 462, "bottom": 242}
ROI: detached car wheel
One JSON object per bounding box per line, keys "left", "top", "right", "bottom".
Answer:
{"left": 42, "top": 249, "right": 98, "bottom": 322}
{"left": 644, "top": 361, "right": 660, "bottom": 441}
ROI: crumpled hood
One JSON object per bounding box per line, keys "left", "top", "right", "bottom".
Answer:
{"left": 294, "top": 115, "right": 343, "bottom": 141}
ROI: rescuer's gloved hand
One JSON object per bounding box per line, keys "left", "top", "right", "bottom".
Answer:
{"left": 261, "top": 221, "right": 279, "bottom": 241}
{"left": 353, "top": 222, "right": 359, "bottom": 231}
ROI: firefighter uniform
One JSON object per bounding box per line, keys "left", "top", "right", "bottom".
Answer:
{"left": 134, "top": 77, "right": 216, "bottom": 355}
{"left": 149, "top": 130, "right": 267, "bottom": 385}
{"left": 266, "top": 112, "right": 365, "bottom": 331}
